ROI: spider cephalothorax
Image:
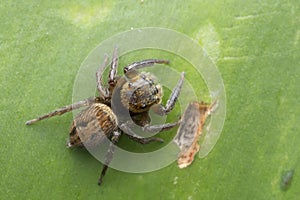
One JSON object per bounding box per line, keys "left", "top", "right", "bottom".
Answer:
{"left": 26, "top": 47, "right": 185, "bottom": 185}
{"left": 120, "top": 71, "right": 163, "bottom": 113}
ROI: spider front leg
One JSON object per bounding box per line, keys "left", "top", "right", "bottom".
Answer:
{"left": 142, "top": 121, "right": 180, "bottom": 133}
{"left": 152, "top": 72, "right": 185, "bottom": 116}
{"left": 125, "top": 133, "right": 164, "bottom": 144}
{"left": 25, "top": 97, "right": 100, "bottom": 125}
{"left": 98, "top": 131, "right": 121, "bottom": 186}
{"left": 123, "top": 59, "right": 169, "bottom": 77}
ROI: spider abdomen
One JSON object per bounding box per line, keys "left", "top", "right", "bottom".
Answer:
{"left": 68, "top": 103, "right": 118, "bottom": 148}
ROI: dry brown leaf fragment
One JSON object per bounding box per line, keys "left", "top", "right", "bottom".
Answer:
{"left": 174, "top": 101, "right": 217, "bottom": 168}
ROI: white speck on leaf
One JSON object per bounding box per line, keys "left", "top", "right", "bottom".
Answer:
{"left": 194, "top": 23, "right": 220, "bottom": 63}
{"left": 173, "top": 176, "right": 178, "bottom": 185}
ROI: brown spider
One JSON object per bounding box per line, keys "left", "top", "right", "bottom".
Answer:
{"left": 26, "top": 47, "right": 185, "bottom": 185}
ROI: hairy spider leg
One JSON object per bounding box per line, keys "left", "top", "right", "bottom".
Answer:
{"left": 123, "top": 59, "right": 169, "bottom": 76}
{"left": 142, "top": 121, "right": 180, "bottom": 133}
{"left": 161, "top": 72, "right": 185, "bottom": 114}
{"left": 120, "top": 120, "right": 179, "bottom": 140}
{"left": 98, "top": 131, "right": 121, "bottom": 185}
{"left": 120, "top": 122, "right": 164, "bottom": 143}
{"left": 96, "top": 46, "right": 119, "bottom": 99}
{"left": 108, "top": 46, "right": 118, "bottom": 89}
{"left": 25, "top": 97, "right": 100, "bottom": 125}
{"left": 96, "top": 54, "right": 110, "bottom": 99}
{"left": 125, "top": 133, "right": 164, "bottom": 144}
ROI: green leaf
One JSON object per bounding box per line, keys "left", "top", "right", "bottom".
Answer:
{"left": 1, "top": 0, "right": 299, "bottom": 199}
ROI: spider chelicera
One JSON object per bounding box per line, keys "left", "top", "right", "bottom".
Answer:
{"left": 26, "top": 47, "right": 185, "bottom": 185}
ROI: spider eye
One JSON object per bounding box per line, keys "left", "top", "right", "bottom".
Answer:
{"left": 155, "top": 87, "right": 159, "bottom": 94}
{"left": 141, "top": 74, "right": 146, "bottom": 79}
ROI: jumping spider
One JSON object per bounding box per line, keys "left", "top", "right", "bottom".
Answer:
{"left": 26, "top": 47, "right": 185, "bottom": 185}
